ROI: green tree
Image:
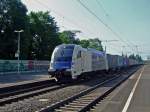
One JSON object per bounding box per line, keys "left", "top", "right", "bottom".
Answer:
{"left": 79, "top": 38, "right": 103, "bottom": 51}
{"left": 59, "top": 31, "right": 79, "bottom": 44}
{"left": 129, "top": 54, "right": 143, "bottom": 62}
{"left": 88, "top": 38, "right": 103, "bottom": 51}
{"left": 28, "top": 11, "right": 60, "bottom": 60}
{"left": 135, "top": 54, "right": 143, "bottom": 62}
{"left": 129, "top": 54, "right": 136, "bottom": 59}
{"left": 79, "top": 39, "right": 90, "bottom": 48}
{"left": 0, "top": 0, "right": 30, "bottom": 59}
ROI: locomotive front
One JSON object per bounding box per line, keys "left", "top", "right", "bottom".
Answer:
{"left": 48, "top": 44, "right": 75, "bottom": 81}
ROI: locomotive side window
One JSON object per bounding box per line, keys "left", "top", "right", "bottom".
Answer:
{"left": 77, "top": 51, "right": 81, "bottom": 58}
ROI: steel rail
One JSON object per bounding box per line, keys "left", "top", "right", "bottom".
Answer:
{"left": 38, "top": 67, "right": 139, "bottom": 112}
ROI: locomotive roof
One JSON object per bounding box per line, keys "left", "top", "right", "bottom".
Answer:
{"left": 87, "top": 48, "right": 105, "bottom": 56}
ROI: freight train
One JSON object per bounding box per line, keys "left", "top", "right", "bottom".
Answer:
{"left": 48, "top": 44, "right": 139, "bottom": 82}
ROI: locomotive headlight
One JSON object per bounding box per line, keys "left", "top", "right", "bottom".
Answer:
{"left": 49, "top": 62, "right": 54, "bottom": 69}
{"left": 66, "top": 69, "right": 71, "bottom": 72}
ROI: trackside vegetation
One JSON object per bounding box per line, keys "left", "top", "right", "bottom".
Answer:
{"left": 0, "top": 0, "right": 142, "bottom": 62}
{"left": 0, "top": 0, "right": 103, "bottom": 60}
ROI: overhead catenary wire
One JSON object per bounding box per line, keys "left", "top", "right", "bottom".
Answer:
{"left": 95, "top": 0, "right": 138, "bottom": 53}
{"left": 74, "top": 0, "right": 123, "bottom": 54}
{"left": 34, "top": 0, "right": 96, "bottom": 38}
{"left": 34, "top": 0, "right": 132, "bottom": 54}
{"left": 95, "top": 0, "right": 109, "bottom": 18}
{"left": 105, "top": 43, "right": 123, "bottom": 54}
{"left": 31, "top": 0, "right": 137, "bottom": 55}
{"left": 77, "top": 0, "right": 136, "bottom": 53}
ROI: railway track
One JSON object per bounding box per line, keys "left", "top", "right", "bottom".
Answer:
{"left": 38, "top": 67, "right": 139, "bottom": 112}
{"left": 0, "top": 75, "right": 100, "bottom": 106}
{"left": 0, "top": 79, "right": 68, "bottom": 106}
{"left": 0, "top": 79, "right": 55, "bottom": 98}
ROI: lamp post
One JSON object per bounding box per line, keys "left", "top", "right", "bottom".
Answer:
{"left": 1, "top": 30, "right": 4, "bottom": 33}
{"left": 122, "top": 46, "right": 132, "bottom": 57}
{"left": 135, "top": 45, "right": 140, "bottom": 56}
{"left": 122, "top": 46, "right": 126, "bottom": 56}
{"left": 14, "top": 30, "right": 24, "bottom": 74}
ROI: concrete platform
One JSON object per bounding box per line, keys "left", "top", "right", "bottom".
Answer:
{"left": 0, "top": 72, "right": 49, "bottom": 87}
{"left": 91, "top": 65, "right": 150, "bottom": 112}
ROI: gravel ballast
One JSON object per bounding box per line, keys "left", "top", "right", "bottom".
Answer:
{"left": 0, "top": 67, "right": 139, "bottom": 112}
{"left": 0, "top": 76, "right": 107, "bottom": 112}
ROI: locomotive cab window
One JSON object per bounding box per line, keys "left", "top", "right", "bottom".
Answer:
{"left": 54, "top": 45, "right": 74, "bottom": 62}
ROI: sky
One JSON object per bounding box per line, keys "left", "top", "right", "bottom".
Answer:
{"left": 22, "top": 0, "right": 150, "bottom": 60}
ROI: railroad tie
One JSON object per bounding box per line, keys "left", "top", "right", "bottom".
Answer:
{"left": 55, "top": 107, "right": 80, "bottom": 112}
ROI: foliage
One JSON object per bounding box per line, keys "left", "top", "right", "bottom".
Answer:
{"left": 79, "top": 39, "right": 90, "bottom": 48}
{"left": 59, "top": 31, "right": 103, "bottom": 51}
{"left": 28, "top": 11, "right": 60, "bottom": 60}
{"left": 135, "top": 55, "right": 143, "bottom": 62}
{"left": 129, "top": 54, "right": 143, "bottom": 62}
{"left": 79, "top": 38, "right": 103, "bottom": 51}
{"left": 0, "top": 0, "right": 103, "bottom": 60}
{"left": 59, "top": 31, "right": 80, "bottom": 44}
{"left": 0, "top": 0, "right": 30, "bottom": 59}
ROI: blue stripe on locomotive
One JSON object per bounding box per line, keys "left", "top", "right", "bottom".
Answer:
{"left": 53, "top": 61, "right": 71, "bottom": 69}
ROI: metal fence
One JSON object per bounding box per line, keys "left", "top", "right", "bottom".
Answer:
{"left": 0, "top": 60, "right": 50, "bottom": 74}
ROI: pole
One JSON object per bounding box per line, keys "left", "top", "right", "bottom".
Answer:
{"left": 135, "top": 45, "right": 139, "bottom": 56}
{"left": 101, "top": 40, "right": 118, "bottom": 71}
{"left": 14, "top": 30, "right": 24, "bottom": 74}
{"left": 104, "top": 45, "right": 109, "bottom": 70}
{"left": 105, "top": 46, "right": 106, "bottom": 53}
{"left": 122, "top": 46, "right": 125, "bottom": 56}
{"left": 17, "top": 32, "right": 20, "bottom": 74}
